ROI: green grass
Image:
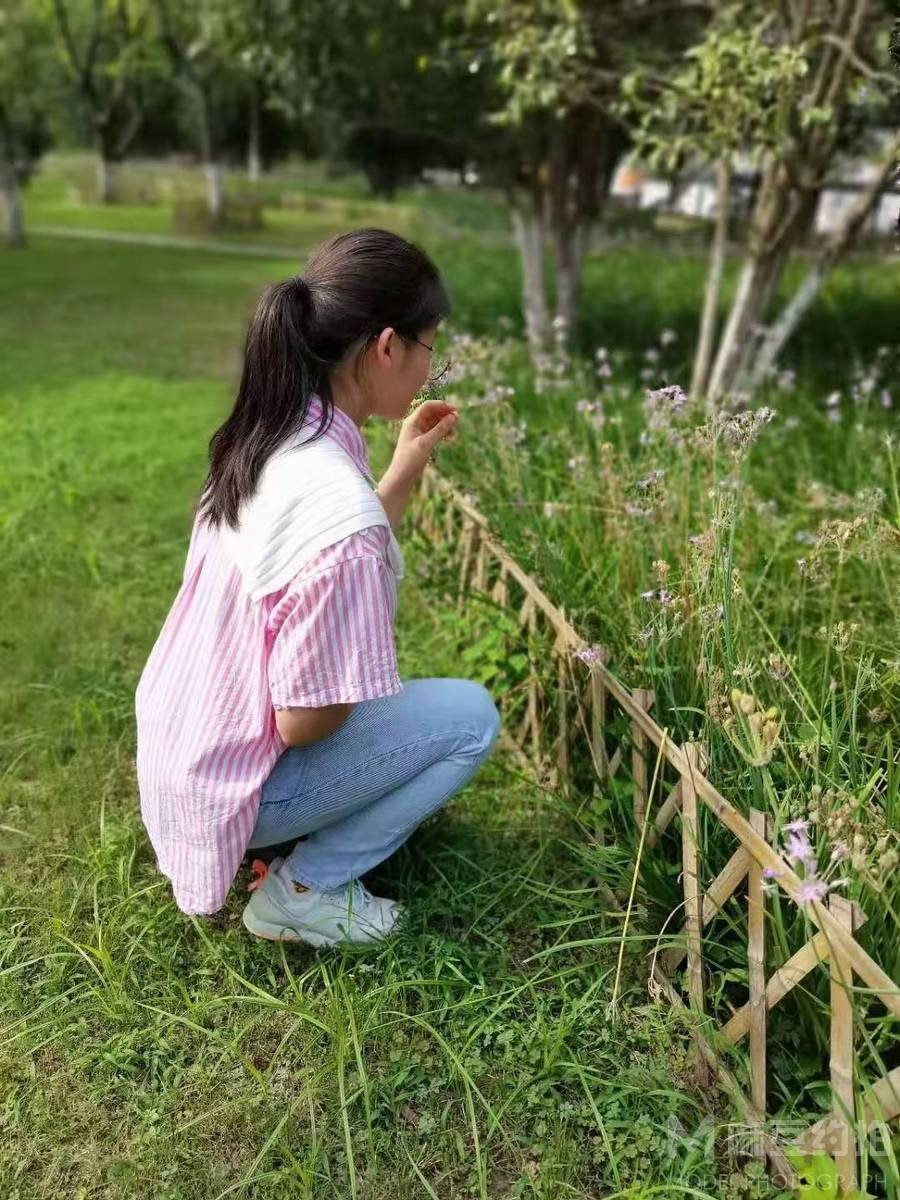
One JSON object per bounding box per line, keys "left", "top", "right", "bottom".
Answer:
{"left": 4, "top": 154, "right": 899, "bottom": 1193}
{"left": 22, "top": 153, "right": 899, "bottom": 392}
{"left": 0, "top": 236, "right": 773, "bottom": 1198}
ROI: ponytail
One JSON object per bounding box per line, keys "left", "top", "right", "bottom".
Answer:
{"left": 196, "top": 228, "right": 451, "bottom": 531}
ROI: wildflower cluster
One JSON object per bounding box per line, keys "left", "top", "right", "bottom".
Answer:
{"left": 704, "top": 406, "right": 777, "bottom": 458}
{"left": 639, "top": 328, "right": 678, "bottom": 385}
{"left": 818, "top": 347, "right": 896, "bottom": 421}
{"left": 806, "top": 784, "right": 898, "bottom": 894}
{"left": 498, "top": 420, "right": 528, "bottom": 448}
{"left": 576, "top": 397, "right": 605, "bottom": 430}
{"left": 763, "top": 817, "right": 847, "bottom": 908}
{"left": 722, "top": 690, "right": 782, "bottom": 767}
{"left": 626, "top": 467, "right": 668, "bottom": 520}
{"left": 637, "top": 560, "right": 687, "bottom": 646}
{"left": 572, "top": 644, "right": 609, "bottom": 667}
{"left": 643, "top": 384, "right": 691, "bottom": 436}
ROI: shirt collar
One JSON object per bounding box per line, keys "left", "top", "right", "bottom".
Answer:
{"left": 304, "top": 393, "right": 372, "bottom": 481}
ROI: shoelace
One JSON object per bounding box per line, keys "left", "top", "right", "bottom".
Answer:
{"left": 336, "top": 878, "right": 372, "bottom": 912}
{"left": 248, "top": 859, "right": 372, "bottom": 912}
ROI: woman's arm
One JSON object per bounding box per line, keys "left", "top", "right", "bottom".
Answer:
{"left": 375, "top": 463, "right": 419, "bottom": 534}
{"left": 275, "top": 702, "right": 353, "bottom": 748}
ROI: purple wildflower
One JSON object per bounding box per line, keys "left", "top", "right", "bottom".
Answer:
{"left": 796, "top": 878, "right": 829, "bottom": 905}
{"left": 785, "top": 829, "right": 817, "bottom": 869}
{"left": 574, "top": 645, "right": 605, "bottom": 665}
{"left": 784, "top": 818, "right": 810, "bottom": 834}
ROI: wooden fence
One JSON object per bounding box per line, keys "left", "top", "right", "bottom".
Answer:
{"left": 411, "top": 464, "right": 900, "bottom": 1191}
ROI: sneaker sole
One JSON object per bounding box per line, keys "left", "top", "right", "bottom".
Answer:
{"left": 241, "top": 904, "right": 396, "bottom": 947}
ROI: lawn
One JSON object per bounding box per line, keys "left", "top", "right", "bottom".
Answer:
{"left": 3, "top": 152, "right": 898, "bottom": 1195}
{"left": 0, "top": 236, "right": 762, "bottom": 1199}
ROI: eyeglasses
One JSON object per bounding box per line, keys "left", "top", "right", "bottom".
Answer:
{"left": 399, "top": 332, "right": 452, "bottom": 391}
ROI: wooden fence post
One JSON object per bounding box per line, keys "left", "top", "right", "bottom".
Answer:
{"left": 420, "top": 471, "right": 439, "bottom": 541}
{"left": 527, "top": 602, "right": 541, "bottom": 768}
{"left": 748, "top": 809, "right": 768, "bottom": 1157}
{"left": 589, "top": 661, "right": 610, "bottom": 782}
{"left": 681, "top": 742, "right": 710, "bottom": 1086}
{"left": 457, "top": 517, "right": 477, "bottom": 614}
{"left": 829, "top": 893, "right": 857, "bottom": 1192}
{"left": 631, "top": 689, "right": 654, "bottom": 827}
{"left": 473, "top": 534, "right": 488, "bottom": 593}
{"left": 555, "top": 608, "right": 570, "bottom": 783}
{"left": 490, "top": 563, "right": 509, "bottom": 607}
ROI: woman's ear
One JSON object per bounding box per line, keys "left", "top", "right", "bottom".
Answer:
{"left": 375, "top": 326, "right": 395, "bottom": 367}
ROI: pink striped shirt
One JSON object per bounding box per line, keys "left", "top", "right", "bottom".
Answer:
{"left": 134, "top": 396, "right": 402, "bottom": 915}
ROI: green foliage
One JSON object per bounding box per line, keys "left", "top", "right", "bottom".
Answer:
{"left": 457, "top": 597, "right": 528, "bottom": 696}
{"left": 465, "top": 0, "right": 602, "bottom": 126}
{"left": 0, "top": 2, "right": 55, "bottom": 179}
{"left": 2, "top": 196, "right": 899, "bottom": 1196}
{"left": 618, "top": 7, "right": 810, "bottom": 171}
{"left": 617, "top": 1, "right": 898, "bottom": 175}
{"left": 784, "top": 1146, "right": 877, "bottom": 1200}
{"left": 0, "top": 236, "right": 744, "bottom": 1191}
{"left": 40, "top": 0, "right": 164, "bottom": 160}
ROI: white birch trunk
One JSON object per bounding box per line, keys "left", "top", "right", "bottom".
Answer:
{"left": 747, "top": 139, "right": 900, "bottom": 392}
{"left": 511, "top": 206, "right": 549, "bottom": 358}
{"left": 692, "top": 159, "right": 731, "bottom": 406}
{"left": 204, "top": 160, "right": 224, "bottom": 225}
{"left": 552, "top": 220, "right": 589, "bottom": 341}
{"left": 1, "top": 161, "right": 25, "bottom": 248}
{"left": 247, "top": 88, "right": 262, "bottom": 183}
{"left": 706, "top": 255, "right": 764, "bottom": 404}
{"left": 96, "top": 155, "right": 118, "bottom": 204}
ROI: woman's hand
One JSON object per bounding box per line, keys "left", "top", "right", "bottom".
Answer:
{"left": 390, "top": 399, "right": 459, "bottom": 482}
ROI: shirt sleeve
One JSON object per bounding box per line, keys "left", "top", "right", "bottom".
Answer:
{"left": 267, "top": 541, "right": 402, "bottom": 709}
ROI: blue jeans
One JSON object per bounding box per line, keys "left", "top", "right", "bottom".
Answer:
{"left": 247, "top": 677, "right": 502, "bottom": 890}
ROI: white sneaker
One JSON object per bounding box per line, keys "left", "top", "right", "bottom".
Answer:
{"left": 241, "top": 856, "right": 405, "bottom": 947}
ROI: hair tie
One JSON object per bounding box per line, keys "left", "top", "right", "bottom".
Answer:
{"left": 292, "top": 275, "right": 310, "bottom": 303}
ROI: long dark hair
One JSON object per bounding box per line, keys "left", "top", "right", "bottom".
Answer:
{"left": 196, "top": 228, "right": 451, "bottom": 530}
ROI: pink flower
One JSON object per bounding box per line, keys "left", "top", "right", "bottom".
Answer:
{"left": 762, "top": 865, "right": 781, "bottom": 880}
{"left": 574, "top": 645, "right": 605, "bottom": 665}
{"left": 784, "top": 818, "right": 809, "bottom": 834}
{"left": 786, "top": 830, "right": 817, "bottom": 869}
{"left": 796, "top": 878, "right": 829, "bottom": 905}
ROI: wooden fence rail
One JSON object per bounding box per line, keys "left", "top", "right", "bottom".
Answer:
{"left": 412, "top": 464, "right": 900, "bottom": 1191}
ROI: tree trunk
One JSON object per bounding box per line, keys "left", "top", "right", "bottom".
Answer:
{"left": 707, "top": 160, "right": 820, "bottom": 404}
{"left": 551, "top": 218, "right": 589, "bottom": 339}
{"left": 746, "top": 139, "right": 900, "bottom": 392}
{"left": 247, "top": 84, "right": 262, "bottom": 183}
{"left": 95, "top": 154, "right": 118, "bottom": 204}
{"left": 511, "top": 202, "right": 549, "bottom": 359}
{"left": 193, "top": 85, "right": 225, "bottom": 224}
{"left": 1, "top": 155, "right": 25, "bottom": 248}
{"left": 204, "top": 160, "right": 224, "bottom": 225}
{"left": 691, "top": 159, "right": 731, "bottom": 405}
